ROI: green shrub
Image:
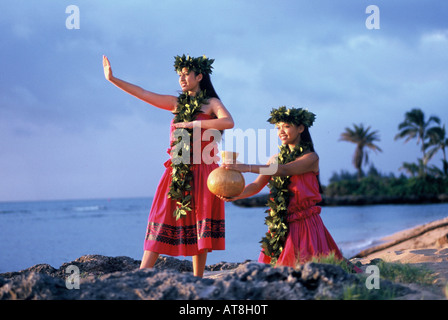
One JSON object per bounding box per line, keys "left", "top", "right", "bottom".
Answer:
{"left": 325, "top": 169, "right": 448, "bottom": 198}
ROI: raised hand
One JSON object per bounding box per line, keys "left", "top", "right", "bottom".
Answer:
{"left": 101, "top": 55, "right": 178, "bottom": 111}
{"left": 102, "top": 55, "right": 113, "bottom": 81}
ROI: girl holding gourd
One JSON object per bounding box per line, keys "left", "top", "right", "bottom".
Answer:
{"left": 220, "top": 107, "right": 346, "bottom": 268}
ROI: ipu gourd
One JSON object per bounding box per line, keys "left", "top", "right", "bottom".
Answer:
{"left": 207, "top": 151, "right": 245, "bottom": 197}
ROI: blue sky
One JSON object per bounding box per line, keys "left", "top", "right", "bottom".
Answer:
{"left": 1, "top": 0, "right": 447, "bottom": 201}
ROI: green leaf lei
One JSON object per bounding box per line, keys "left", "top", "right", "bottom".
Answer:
{"left": 261, "top": 141, "right": 312, "bottom": 266}
{"left": 267, "top": 106, "right": 316, "bottom": 128}
{"left": 168, "top": 90, "right": 209, "bottom": 220}
{"left": 174, "top": 54, "right": 214, "bottom": 75}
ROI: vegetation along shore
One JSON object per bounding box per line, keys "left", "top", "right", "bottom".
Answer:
{"left": 236, "top": 107, "right": 448, "bottom": 207}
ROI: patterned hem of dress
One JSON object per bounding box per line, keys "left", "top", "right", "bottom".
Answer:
{"left": 145, "top": 218, "right": 225, "bottom": 246}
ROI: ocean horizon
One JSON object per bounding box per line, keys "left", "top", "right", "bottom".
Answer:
{"left": 1, "top": 197, "right": 448, "bottom": 273}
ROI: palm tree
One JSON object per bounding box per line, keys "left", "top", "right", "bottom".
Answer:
{"left": 425, "top": 124, "right": 448, "bottom": 176}
{"left": 340, "top": 123, "right": 383, "bottom": 180}
{"left": 399, "top": 159, "right": 424, "bottom": 178}
{"left": 394, "top": 108, "right": 441, "bottom": 176}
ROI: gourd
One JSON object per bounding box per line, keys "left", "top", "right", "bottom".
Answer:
{"left": 207, "top": 151, "right": 245, "bottom": 197}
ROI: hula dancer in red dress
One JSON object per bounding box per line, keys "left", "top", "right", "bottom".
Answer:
{"left": 220, "top": 107, "right": 345, "bottom": 267}
{"left": 103, "top": 54, "right": 234, "bottom": 277}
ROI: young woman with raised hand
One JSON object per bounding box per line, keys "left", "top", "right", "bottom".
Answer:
{"left": 103, "top": 54, "right": 234, "bottom": 277}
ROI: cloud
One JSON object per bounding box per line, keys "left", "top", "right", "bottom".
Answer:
{"left": 1, "top": 0, "right": 448, "bottom": 201}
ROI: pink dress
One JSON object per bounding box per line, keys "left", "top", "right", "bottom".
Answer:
{"left": 143, "top": 114, "right": 225, "bottom": 256}
{"left": 259, "top": 171, "right": 342, "bottom": 267}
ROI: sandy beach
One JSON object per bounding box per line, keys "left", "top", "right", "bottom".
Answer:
{"left": 353, "top": 216, "right": 448, "bottom": 299}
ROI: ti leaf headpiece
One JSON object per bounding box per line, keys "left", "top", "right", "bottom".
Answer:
{"left": 174, "top": 54, "right": 214, "bottom": 75}
{"left": 267, "top": 106, "right": 316, "bottom": 128}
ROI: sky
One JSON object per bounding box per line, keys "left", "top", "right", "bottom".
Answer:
{"left": 1, "top": 0, "right": 447, "bottom": 202}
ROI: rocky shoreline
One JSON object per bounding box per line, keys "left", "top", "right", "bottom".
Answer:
{"left": 0, "top": 254, "right": 414, "bottom": 300}
{"left": 2, "top": 217, "right": 447, "bottom": 301}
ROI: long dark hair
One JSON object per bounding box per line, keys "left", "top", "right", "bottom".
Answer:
{"left": 197, "top": 72, "right": 220, "bottom": 100}
{"left": 301, "top": 126, "right": 315, "bottom": 152}
{"left": 196, "top": 71, "right": 224, "bottom": 140}
{"left": 301, "top": 126, "right": 323, "bottom": 193}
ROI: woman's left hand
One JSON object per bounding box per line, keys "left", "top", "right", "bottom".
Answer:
{"left": 222, "top": 163, "right": 249, "bottom": 172}
{"left": 216, "top": 195, "right": 236, "bottom": 202}
{"left": 172, "top": 121, "right": 197, "bottom": 129}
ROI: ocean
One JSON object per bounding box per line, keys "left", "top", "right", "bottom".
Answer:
{"left": 1, "top": 197, "right": 447, "bottom": 273}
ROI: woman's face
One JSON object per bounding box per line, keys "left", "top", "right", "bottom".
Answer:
{"left": 276, "top": 122, "right": 304, "bottom": 145}
{"left": 178, "top": 67, "right": 202, "bottom": 93}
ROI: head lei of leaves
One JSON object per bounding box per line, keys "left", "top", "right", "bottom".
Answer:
{"left": 267, "top": 106, "right": 316, "bottom": 128}
{"left": 174, "top": 54, "right": 214, "bottom": 76}
{"left": 261, "top": 106, "right": 317, "bottom": 265}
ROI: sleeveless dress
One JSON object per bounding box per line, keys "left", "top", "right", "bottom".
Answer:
{"left": 258, "top": 171, "right": 342, "bottom": 267}
{"left": 143, "top": 113, "right": 225, "bottom": 256}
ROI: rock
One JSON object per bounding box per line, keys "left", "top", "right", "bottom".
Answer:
{"left": 436, "top": 233, "right": 448, "bottom": 247}
{"left": 0, "top": 254, "right": 414, "bottom": 300}
{"left": 368, "top": 258, "right": 384, "bottom": 265}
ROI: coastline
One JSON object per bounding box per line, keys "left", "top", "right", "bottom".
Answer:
{"left": 233, "top": 193, "right": 448, "bottom": 207}
{"left": 353, "top": 216, "right": 448, "bottom": 259}
{"left": 1, "top": 216, "right": 447, "bottom": 300}
{"left": 352, "top": 216, "right": 448, "bottom": 299}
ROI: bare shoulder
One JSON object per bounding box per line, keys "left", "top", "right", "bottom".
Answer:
{"left": 206, "top": 97, "right": 231, "bottom": 118}
{"left": 208, "top": 97, "right": 225, "bottom": 110}
{"left": 294, "top": 151, "right": 319, "bottom": 172}
{"left": 294, "top": 151, "right": 319, "bottom": 163}
{"left": 208, "top": 97, "right": 222, "bottom": 105}
{"left": 304, "top": 151, "right": 319, "bottom": 159}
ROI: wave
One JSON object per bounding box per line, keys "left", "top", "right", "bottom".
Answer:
{"left": 0, "top": 209, "right": 31, "bottom": 215}
{"left": 339, "top": 238, "right": 385, "bottom": 257}
{"left": 71, "top": 205, "right": 107, "bottom": 212}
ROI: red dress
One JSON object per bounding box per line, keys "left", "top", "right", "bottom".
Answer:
{"left": 143, "top": 114, "right": 225, "bottom": 256}
{"left": 259, "top": 171, "right": 342, "bottom": 267}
